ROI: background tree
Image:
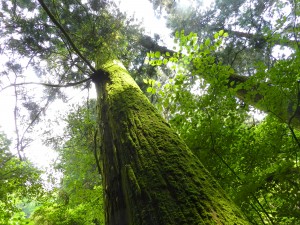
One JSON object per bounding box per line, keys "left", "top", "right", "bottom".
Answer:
{"left": 167, "top": 0, "right": 299, "bottom": 74}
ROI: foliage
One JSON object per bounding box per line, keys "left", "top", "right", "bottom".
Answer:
{"left": 146, "top": 30, "right": 235, "bottom": 119}
{"left": 0, "top": 132, "right": 42, "bottom": 224}
{"left": 31, "top": 101, "right": 104, "bottom": 225}
{"left": 1, "top": 0, "right": 300, "bottom": 224}
{"left": 0, "top": 0, "right": 154, "bottom": 90}
{"left": 146, "top": 30, "right": 300, "bottom": 224}
{"left": 166, "top": 0, "right": 299, "bottom": 76}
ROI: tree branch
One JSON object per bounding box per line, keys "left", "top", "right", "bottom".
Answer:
{"left": 221, "top": 29, "right": 298, "bottom": 49}
{"left": 1, "top": 76, "right": 93, "bottom": 92}
{"left": 138, "top": 35, "right": 176, "bottom": 55}
{"left": 37, "top": 0, "right": 96, "bottom": 73}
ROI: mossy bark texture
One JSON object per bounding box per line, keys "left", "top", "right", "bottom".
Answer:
{"left": 93, "top": 60, "right": 250, "bottom": 225}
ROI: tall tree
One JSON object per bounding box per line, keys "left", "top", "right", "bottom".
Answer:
{"left": 0, "top": 0, "right": 250, "bottom": 224}
{"left": 93, "top": 54, "right": 249, "bottom": 224}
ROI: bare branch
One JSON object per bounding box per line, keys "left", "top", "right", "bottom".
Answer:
{"left": 1, "top": 76, "right": 93, "bottom": 92}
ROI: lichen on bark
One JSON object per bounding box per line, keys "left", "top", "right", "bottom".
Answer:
{"left": 93, "top": 58, "right": 250, "bottom": 225}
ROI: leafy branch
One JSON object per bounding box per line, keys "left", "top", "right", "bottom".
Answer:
{"left": 37, "top": 0, "right": 96, "bottom": 73}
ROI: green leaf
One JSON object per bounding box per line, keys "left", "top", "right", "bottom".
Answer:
{"left": 223, "top": 32, "right": 229, "bottom": 37}
{"left": 143, "top": 79, "right": 148, "bottom": 84}
{"left": 146, "top": 87, "right": 153, "bottom": 93}
{"left": 155, "top": 51, "right": 161, "bottom": 58}
{"left": 205, "top": 38, "right": 211, "bottom": 46}
{"left": 149, "top": 79, "right": 155, "bottom": 85}
{"left": 210, "top": 45, "right": 216, "bottom": 51}
{"left": 219, "top": 30, "right": 224, "bottom": 36}
{"left": 214, "top": 33, "right": 219, "bottom": 39}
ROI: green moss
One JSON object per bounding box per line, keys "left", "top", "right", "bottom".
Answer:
{"left": 123, "top": 165, "right": 141, "bottom": 197}
{"left": 94, "top": 58, "right": 250, "bottom": 225}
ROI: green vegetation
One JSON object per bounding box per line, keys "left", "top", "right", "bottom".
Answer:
{"left": 30, "top": 102, "right": 104, "bottom": 224}
{"left": 0, "top": 0, "right": 299, "bottom": 224}
{"left": 0, "top": 132, "right": 41, "bottom": 225}
{"left": 146, "top": 30, "right": 300, "bottom": 224}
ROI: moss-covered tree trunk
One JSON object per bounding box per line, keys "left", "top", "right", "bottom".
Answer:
{"left": 93, "top": 59, "right": 250, "bottom": 225}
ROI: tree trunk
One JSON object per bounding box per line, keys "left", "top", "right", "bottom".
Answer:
{"left": 92, "top": 59, "right": 250, "bottom": 225}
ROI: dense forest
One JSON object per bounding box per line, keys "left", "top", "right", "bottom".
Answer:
{"left": 0, "top": 0, "right": 299, "bottom": 224}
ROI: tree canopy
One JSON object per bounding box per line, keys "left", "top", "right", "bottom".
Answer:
{"left": 0, "top": 0, "right": 300, "bottom": 224}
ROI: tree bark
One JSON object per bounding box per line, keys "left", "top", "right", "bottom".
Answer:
{"left": 92, "top": 59, "right": 250, "bottom": 225}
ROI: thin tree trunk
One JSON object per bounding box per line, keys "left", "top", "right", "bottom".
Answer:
{"left": 93, "top": 59, "right": 250, "bottom": 225}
